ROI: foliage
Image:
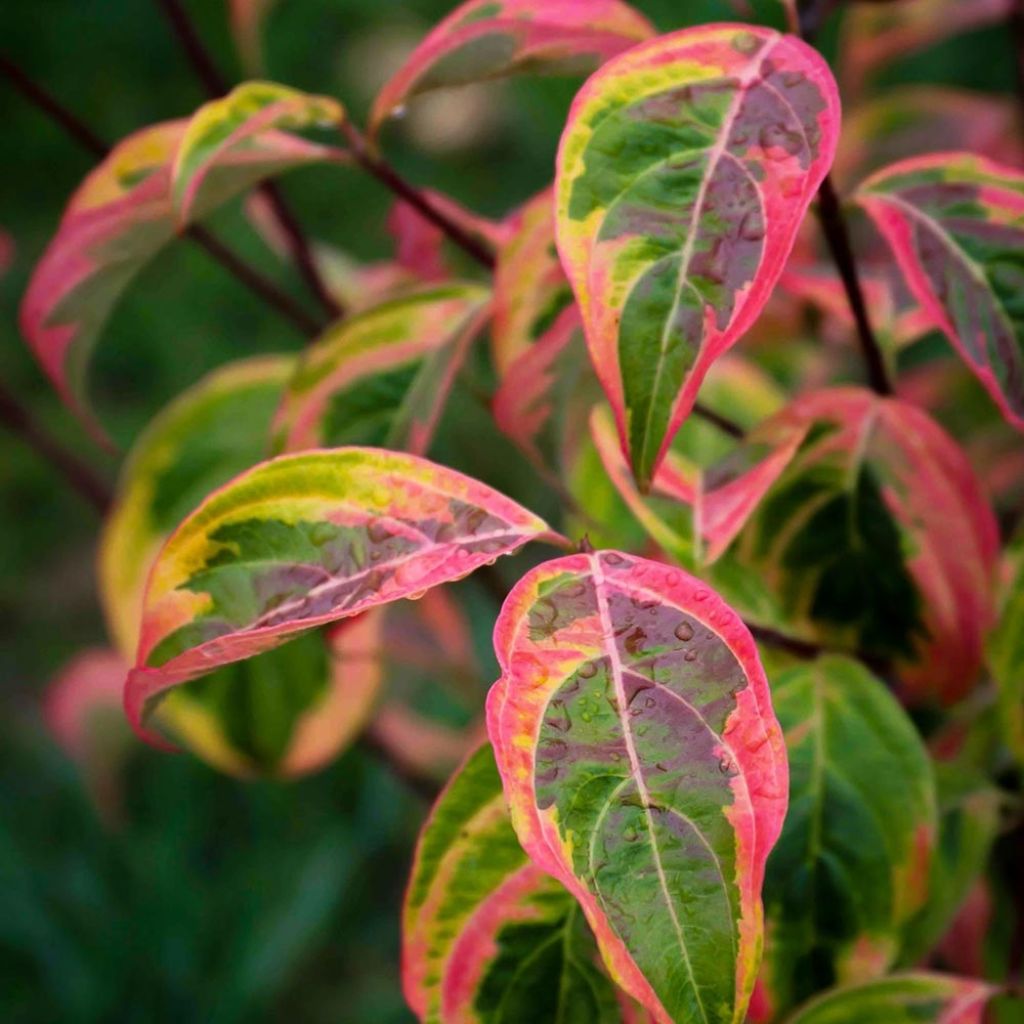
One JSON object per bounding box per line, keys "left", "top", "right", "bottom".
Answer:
{"left": 4, "top": 0, "right": 1024, "bottom": 1021}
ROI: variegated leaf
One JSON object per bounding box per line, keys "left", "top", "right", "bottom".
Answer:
{"left": 856, "top": 153, "right": 1024, "bottom": 430}
{"left": 126, "top": 448, "right": 553, "bottom": 747}
{"left": 100, "top": 355, "right": 293, "bottom": 658}
{"left": 755, "top": 657, "right": 937, "bottom": 1020}
{"left": 403, "top": 743, "right": 650, "bottom": 1023}
{"left": 369, "top": 0, "right": 654, "bottom": 138}
{"left": 273, "top": 284, "right": 491, "bottom": 455}
{"left": 487, "top": 551, "right": 788, "bottom": 1024}
{"left": 556, "top": 24, "right": 840, "bottom": 489}
{"left": 20, "top": 119, "right": 342, "bottom": 438}
{"left": 783, "top": 973, "right": 998, "bottom": 1024}
{"left": 171, "top": 81, "right": 345, "bottom": 224}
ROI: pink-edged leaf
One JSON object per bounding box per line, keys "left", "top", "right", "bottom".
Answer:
{"left": 403, "top": 742, "right": 651, "bottom": 1023}
{"left": 228, "top": 0, "right": 279, "bottom": 73}
{"left": 171, "top": 81, "right": 345, "bottom": 225}
{"left": 369, "top": 0, "right": 654, "bottom": 138}
{"left": 20, "top": 119, "right": 341, "bottom": 438}
{"left": 272, "top": 284, "right": 491, "bottom": 455}
{"left": 126, "top": 447, "right": 554, "bottom": 748}
{"left": 491, "top": 187, "right": 575, "bottom": 377}
{"left": 487, "top": 550, "right": 788, "bottom": 1024}
{"left": 555, "top": 25, "right": 840, "bottom": 489}
{"left": 784, "top": 973, "right": 999, "bottom": 1024}
{"left": 855, "top": 152, "right": 1024, "bottom": 430}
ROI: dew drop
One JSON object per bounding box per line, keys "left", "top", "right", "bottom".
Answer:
{"left": 674, "top": 621, "right": 694, "bottom": 642}
{"left": 694, "top": 590, "right": 708, "bottom": 602}
{"left": 578, "top": 660, "right": 597, "bottom": 679}
{"left": 684, "top": 649, "right": 698, "bottom": 662}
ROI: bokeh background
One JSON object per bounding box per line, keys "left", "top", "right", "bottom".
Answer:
{"left": 1, "top": 1, "right": 1019, "bottom": 1020}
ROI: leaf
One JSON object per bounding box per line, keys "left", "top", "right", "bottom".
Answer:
{"left": 100, "top": 355, "right": 294, "bottom": 657}
{"left": 487, "top": 550, "right": 788, "bottom": 1024}
{"left": 492, "top": 187, "right": 575, "bottom": 377}
{"left": 171, "top": 81, "right": 344, "bottom": 225}
{"left": 126, "top": 448, "right": 553, "bottom": 747}
{"left": 20, "top": 119, "right": 342, "bottom": 438}
{"left": 403, "top": 743, "right": 650, "bottom": 1023}
{"left": 228, "top": 0, "right": 279, "bottom": 74}
{"left": 987, "top": 528, "right": 1024, "bottom": 764}
{"left": 856, "top": 153, "right": 1024, "bottom": 431}
{"left": 369, "top": 0, "right": 654, "bottom": 138}
{"left": 756, "top": 657, "right": 937, "bottom": 1019}
{"left": 783, "top": 973, "right": 998, "bottom": 1024}
{"left": 555, "top": 24, "right": 840, "bottom": 489}
{"left": 272, "top": 284, "right": 491, "bottom": 455}
{"left": 154, "top": 615, "right": 381, "bottom": 778}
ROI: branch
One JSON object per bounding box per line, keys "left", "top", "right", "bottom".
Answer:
{"left": 693, "top": 401, "right": 745, "bottom": 439}
{"left": 340, "top": 121, "right": 497, "bottom": 270}
{"left": 0, "top": 55, "right": 321, "bottom": 336}
{"left": 154, "top": 0, "right": 342, "bottom": 321}
{"left": 0, "top": 381, "right": 113, "bottom": 513}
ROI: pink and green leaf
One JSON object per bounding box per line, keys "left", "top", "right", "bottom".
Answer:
{"left": 20, "top": 119, "right": 340, "bottom": 438}
{"left": 369, "top": 0, "right": 654, "bottom": 138}
{"left": 100, "top": 355, "right": 294, "bottom": 657}
{"left": 855, "top": 152, "right": 1024, "bottom": 431}
{"left": 555, "top": 24, "right": 840, "bottom": 489}
{"left": 783, "top": 973, "right": 998, "bottom": 1024}
{"left": 757, "top": 656, "right": 937, "bottom": 1019}
{"left": 487, "top": 550, "right": 788, "bottom": 1024}
{"left": 171, "top": 80, "right": 345, "bottom": 225}
{"left": 403, "top": 742, "right": 649, "bottom": 1023}
{"left": 272, "top": 284, "right": 491, "bottom": 455}
{"left": 126, "top": 448, "right": 553, "bottom": 746}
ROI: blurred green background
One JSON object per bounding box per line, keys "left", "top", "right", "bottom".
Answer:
{"left": 0, "top": 1, "right": 1018, "bottom": 1020}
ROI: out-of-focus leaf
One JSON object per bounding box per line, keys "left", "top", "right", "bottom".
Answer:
{"left": 100, "top": 355, "right": 293, "bottom": 658}
{"left": 171, "top": 81, "right": 344, "bottom": 224}
{"left": 20, "top": 119, "right": 341, "bottom": 439}
{"left": 987, "top": 529, "right": 1024, "bottom": 764}
{"left": 783, "top": 973, "right": 998, "bottom": 1024}
{"left": 488, "top": 550, "right": 787, "bottom": 1024}
{"left": 126, "top": 448, "right": 553, "bottom": 747}
{"left": 491, "top": 187, "right": 574, "bottom": 377}
{"left": 272, "top": 284, "right": 491, "bottom": 455}
{"left": 556, "top": 24, "right": 840, "bottom": 489}
{"left": 856, "top": 153, "right": 1024, "bottom": 431}
{"left": 755, "top": 657, "right": 937, "bottom": 1020}
{"left": 228, "top": 0, "right": 279, "bottom": 74}
{"left": 402, "top": 743, "right": 650, "bottom": 1023}
{"left": 369, "top": 0, "right": 654, "bottom": 138}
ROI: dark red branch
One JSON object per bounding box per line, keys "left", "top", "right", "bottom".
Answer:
{"left": 0, "top": 382, "right": 113, "bottom": 514}
{"left": 693, "top": 402, "right": 745, "bottom": 439}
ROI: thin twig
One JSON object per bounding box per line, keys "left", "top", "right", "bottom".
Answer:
{"left": 1010, "top": 0, "right": 1024, "bottom": 136}
{"left": 154, "top": 0, "right": 342, "bottom": 320}
{"left": 0, "top": 55, "right": 320, "bottom": 336}
{"left": 340, "top": 121, "right": 497, "bottom": 270}
{"left": 694, "top": 402, "right": 745, "bottom": 439}
{"left": 0, "top": 382, "right": 113, "bottom": 513}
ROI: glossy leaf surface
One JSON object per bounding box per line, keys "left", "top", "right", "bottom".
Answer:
{"left": 556, "top": 24, "right": 840, "bottom": 488}
{"left": 100, "top": 355, "right": 293, "bottom": 657}
{"left": 757, "top": 657, "right": 937, "bottom": 1019}
{"left": 784, "top": 973, "right": 997, "bottom": 1024}
{"left": 487, "top": 550, "right": 787, "bottom": 1023}
{"left": 369, "top": 0, "right": 654, "bottom": 137}
{"left": 127, "top": 448, "right": 551, "bottom": 746}
{"left": 403, "top": 743, "right": 647, "bottom": 1023}
{"left": 20, "top": 119, "right": 340, "bottom": 437}
{"left": 856, "top": 153, "right": 1024, "bottom": 430}
{"left": 273, "top": 284, "right": 491, "bottom": 455}
{"left": 171, "top": 81, "right": 345, "bottom": 224}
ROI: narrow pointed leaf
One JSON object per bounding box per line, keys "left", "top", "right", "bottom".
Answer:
{"left": 126, "top": 448, "right": 552, "bottom": 746}
{"left": 20, "top": 120, "right": 342, "bottom": 437}
{"left": 228, "top": 0, "right": 279, "bottom": 74}
{"left": 100, "top": 355, "right": 294, "bottom": 657}
{"left": 487, "top": 550, "right": 788, "bottom": 1024}
{"left": 403, "top": 743, "right": 650, "bottom": 1023}
{"left": 369, "top": 0, "right": 654, "bottom": 138}
{"left": 171, "top": 81, "right": 345, "bottom": 224}
{"left": 784, "top": 973, "right": 998, "bottom": 1024}
{"left": 555, "top": 24, "right": 840, "bottom": 488}
{"left": 273, "top": 284, "right": 491, "bottom": 455}
{"left": 987, "top": 529, "right": 1024, "bottom": 764}
{"left": 757, "top": 657, "right": 937, "bottom": 1019}
{"left": 856, "top": 153, "right": 1024, "bottom": 430}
